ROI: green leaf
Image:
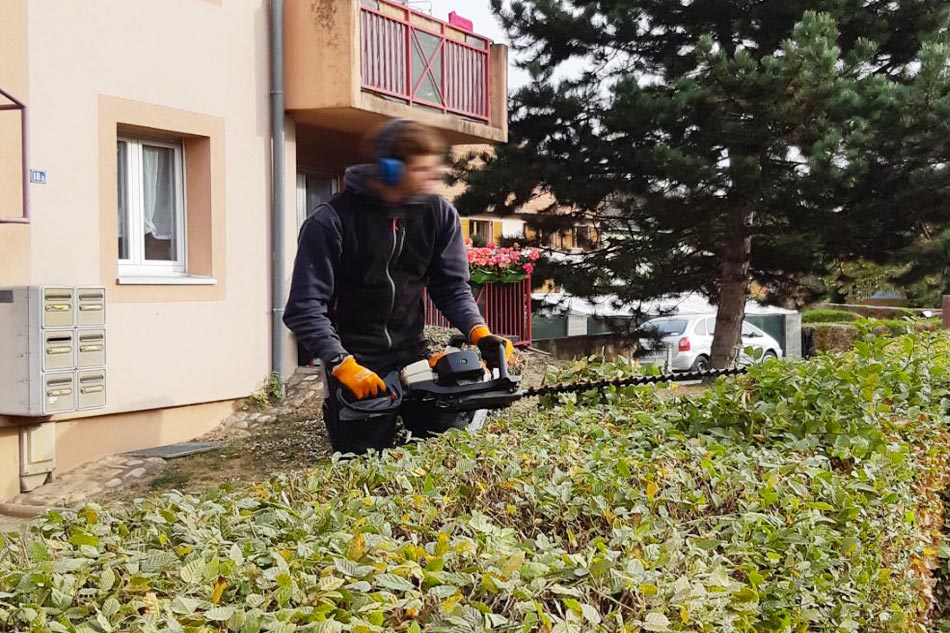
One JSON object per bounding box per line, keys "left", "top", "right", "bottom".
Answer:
{"left": 521, "top": 562, "right": 548, "bottom": 581}
{"left": 69, "top": 531, "right": 99, "bottom": 548}
{"left": 643, "top": 612, "right": 671, "bottom": 631}
{"left": 319, "top": 576, "right": 345, "bottom": 592}
{"left": 205, "top": 606, "right": 236, "bottom": 622}
{"left": 333, "top": 558, "right": 363, "bottom": 578}
{"left": 230, "top": 543, "right": 245, "bottom": 566}
{"left": 54, "top": 558, "right": 89, "bottom": 573}
{"left": 99, "top": 567, "right": 117, "bottom": 592}
{"left": 580, "top": 603, "right": 602, "bottom": 625}
{"left": 180, "top": 558, "right": 205, "bottom": 584}
{"left": 171, "top": 596, "right": 202, "bottom": 615}
{"left": 375, "top": 574, "right": 417, "bottom": 593}
{"left": 102, "top": 597, "right": 121, "bottom": 618}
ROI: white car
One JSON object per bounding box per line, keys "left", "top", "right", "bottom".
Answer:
{"left": 639, "top": 314, "right": 783, "bottom": 372}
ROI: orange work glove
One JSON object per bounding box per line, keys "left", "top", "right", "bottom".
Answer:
{"left": 469, "top": 325, "right": 514, "bottom": 368}
{"left": 331, "top": 356, "right": 387, "bottom": 400}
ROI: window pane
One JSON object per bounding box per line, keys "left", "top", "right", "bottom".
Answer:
{"left": 645, "top": 319, "right": 688, "bottom": 336}
{"left": 142, "top": 145, "right": 178, "bottom": 262}
{"left": 305, "top": 175, "right": 337, "bottom": 219}
{"left": 117, "top": 141, "right": 130, "bottom": 260}
{"left": 470, "top": 220, "right": 491, "bottom": 246}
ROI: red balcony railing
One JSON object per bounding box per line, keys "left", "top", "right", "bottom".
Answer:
{"left": 425, "top": 278, "right": 533, "bottom": 347}
{"left": 359, "top": 0, "right": 491, "bottom": 123}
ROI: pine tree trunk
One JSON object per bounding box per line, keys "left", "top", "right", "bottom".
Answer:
{"left": 710, "top": 209, "right": 752, "bottom": 369}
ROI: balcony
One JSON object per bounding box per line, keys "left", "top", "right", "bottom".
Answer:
{"left": 284, "top": 0, "right": 507, "bottom": 144}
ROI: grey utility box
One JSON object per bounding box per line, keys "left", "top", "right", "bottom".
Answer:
{"left": 0, "top": 286, "right": 107, "bottom": 416}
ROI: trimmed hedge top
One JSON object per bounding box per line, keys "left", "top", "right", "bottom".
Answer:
{"left": 802, "top": 309, "right": 860, "bottom": 323}
{"left": 2, "top": 334, "right": 950, "bottom": 632}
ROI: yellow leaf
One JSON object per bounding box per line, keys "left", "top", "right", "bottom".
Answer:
{"left": 680, "top": 605, "right": 689, "bottom": 623}
{"left": 646, "top": 482, "right": 659, "bottom": 501}
{"left": 362, "top": 497, "right": 375, "bottom": 506}
{"left": 81, "top": 507, "right": 99, "bottom": 525}
{"left": 502, "top": 551, "right": 525, "bottom": 578}
{"left": 347, "top": 532, "right": 367, "bottom": 561}
{"left": 210, "top": 576, "right": 228, "bottom": 605}
{"left": 441, "top": 592, "right": 462, "bottom": 613}
{"left": 142, "top": 592, "right": 159, "bottom": 615}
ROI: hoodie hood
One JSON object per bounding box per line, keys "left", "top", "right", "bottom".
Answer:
{"left": 344, "top": 164, "right": 432, "bottom": 211}
{"left": 343, "top": 164, "right": 380, "bottom": 200}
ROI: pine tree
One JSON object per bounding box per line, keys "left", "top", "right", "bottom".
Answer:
{"left": 456, "top": 1, "right": 950, "bottom": 366}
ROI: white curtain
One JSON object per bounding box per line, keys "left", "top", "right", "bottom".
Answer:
{"left": 142, "top": 146, "right": 175, "bottom": 241}
{"left": 116, "top": 142, "right": 129, "bottom": 258}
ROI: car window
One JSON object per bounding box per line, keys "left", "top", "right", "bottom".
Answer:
{"left": 742, "top": 323, "right": 759, "bottom": 337}
{"left": 644, "top": 319, "right": 688, "bottom": 336}
{"left": 705, "top": 318, "right": 716, "bottom": 334}
{"left": 694, "top": 320, "right": 707, "bottom": 335}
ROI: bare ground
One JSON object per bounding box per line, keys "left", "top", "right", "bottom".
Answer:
{"left": 99, "top": 349, "right": 555, "bottom": 505}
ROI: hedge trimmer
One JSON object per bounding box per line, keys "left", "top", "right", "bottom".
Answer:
{"left": 338, "top": 340, "right": 748, "bottom": 419}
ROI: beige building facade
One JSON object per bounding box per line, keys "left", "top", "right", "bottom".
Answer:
{"left": 0, "top": 0, "right": 507, "bottom": 501}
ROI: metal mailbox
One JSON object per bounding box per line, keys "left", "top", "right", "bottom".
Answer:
{"left": 76, "top": 329, "right": 106, "bottom": 368}
{"left": 76, "top": 369, "right": 107, "bottom": 410}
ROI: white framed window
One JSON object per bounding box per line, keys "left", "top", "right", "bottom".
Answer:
{"left": 117, "top": 137, "right": 187, "bottom": 276}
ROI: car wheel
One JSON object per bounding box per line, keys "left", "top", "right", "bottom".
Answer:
{"left": 690, "top": 355, "right": 710, "bottom": 372}
{"left": 762, "top": 350, "right": 778, "bottom": 363}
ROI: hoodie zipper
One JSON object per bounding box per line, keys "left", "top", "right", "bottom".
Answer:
{"left": 384, "top": 218, "right": 405, "bottom": 350}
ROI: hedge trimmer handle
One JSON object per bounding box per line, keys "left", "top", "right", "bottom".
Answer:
{"left": 495, "top": 341, "right": 511, "bottom": 380}
{"left": 446, "top": 334, "right": 511, "bottom": 378}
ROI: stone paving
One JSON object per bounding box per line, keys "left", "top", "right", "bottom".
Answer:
{"left": 0, "top": 367, "right": 324, "bottom": 526}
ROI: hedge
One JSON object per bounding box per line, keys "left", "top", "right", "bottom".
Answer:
{"left": 807, "top": 322, "right": 861, "bottom": 353}
{"left": 815, "top": 304, "right": 918, "bottom": 320}
{"left": 858, "top": 317, "right": 942, "bottom": 337}
{"left": 801, "top": 309, "right": 860, "bottom": 324}
{"left": 1, "top": 334, "right": 949, "bottom": 631}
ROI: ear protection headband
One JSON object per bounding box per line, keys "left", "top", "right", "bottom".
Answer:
{"left": 375, "top": 118, "right": 410, "bottom": 187}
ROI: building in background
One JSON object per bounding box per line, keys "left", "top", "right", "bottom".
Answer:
{"left": 0, "top": 0, "right": 507, "bottom": 502}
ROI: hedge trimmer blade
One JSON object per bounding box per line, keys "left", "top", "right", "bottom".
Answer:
{"left": 522, "top": 367, "right": 748, "bottom": 399}
{"left": 386, "top": 341, "right": 750, "bottom": 416}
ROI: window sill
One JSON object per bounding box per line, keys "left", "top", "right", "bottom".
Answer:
{"left": 117, "top": 275, "right": 218, "bottom": 286}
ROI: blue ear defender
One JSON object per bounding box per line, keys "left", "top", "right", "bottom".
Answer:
{"left": 378, "top": 157, "right": 405, "bottom": 187}
{"left": 375, "top": 118, "right": 409, "bottom": 187}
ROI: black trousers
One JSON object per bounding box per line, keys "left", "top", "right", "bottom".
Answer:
{"left": 321, "top": 352, "right": 473, "bottom": 455}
